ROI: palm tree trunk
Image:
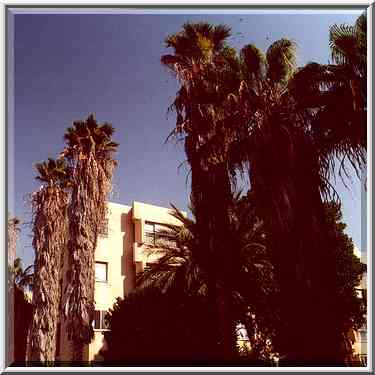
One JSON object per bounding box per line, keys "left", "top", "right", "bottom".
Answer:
{"left": 190, "top": 155, "right": 237, "bottom": 361}
{"left": 27, "top": 188, "right": 67, "bottom": 364}
{"left": 62, "top": 152, "right": 115, "bottom": 363}
{"left": 63, "top": 163, "right": 96, "bottom": 363}
{"left": 250, "top": 129, "right": 347, "bottom": 365}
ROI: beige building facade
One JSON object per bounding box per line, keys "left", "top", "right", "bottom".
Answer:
{"left": 352, "top": 248, "right": 367, "bottom": 366}
{"left": 57, "top": 201, "right": 185, "bottom": 362}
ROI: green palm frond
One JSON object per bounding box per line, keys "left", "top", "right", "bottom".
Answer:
{"left": 168, "top": 203, "right": 194, "bottom": 229}
{"left": 329, "top": 23, "right": 359, "bottom": 66}
{"left": 240, "top": 44, "right": 265, "bottom": 79}
{"left": 164, "top": 22, "right": 231, "bottom": 63}
{"left": 212, "top": 24, "right": 232, "bottom": 50}
{"left": 289, "top": 62, "right": 339, "bottom": 106}
{"left": 165, "top": 32, "right": 200, "bottom": 58}
{"left": 355, "top": 14, "right": 367, "bottom": 59}
{"left": 63, "top": 115, "right": 119, "bottom": 159}
{"left": 266, "top": 38, "right": 297, "bottom": 84}
{"left": 34, "top": 157, "right": 70, "bottom": 187}
{"left": 160, "top": 54, "right": 184, "bottom": 68}
{"left": 355, "top": 13, "right": 366, "bottom": 35}
{"left": 99, "top": 123, "right": 116, "bottom": 138}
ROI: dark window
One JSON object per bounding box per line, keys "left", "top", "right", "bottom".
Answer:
{"left": 144, "top": 221, "right": 176, "bottom": 247}
{"left": 144, "top": 262, "right": 158, "bottom": 272}
{"left": 95, "top": 262, "right": 108, "bottom": 282}
{"left": 144, "top": 222, "right": 156, "bottom": 245}
{"left": 93, "top": 310, "right": 109, "bottom": 330}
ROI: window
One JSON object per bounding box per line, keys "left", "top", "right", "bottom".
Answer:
{"left": 144, "top": 222, "right": 156, "bottom": 245}
{"left": 144, "top": 262, "right": 157, "bottom": 272}
{"left": 144, "top": 221, "right": 176, "bottom": 247}
{"left": 93, "top": 310, "right": 109, "bottom": 330}
{"left": 95, "top": 262, "right": 108, "bottom": 282}
{"left": 99, "top": 219, "right": 109, "bottom": 237}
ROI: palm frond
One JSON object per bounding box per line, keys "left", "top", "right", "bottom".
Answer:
{"left": 329, "top": 23, "right": 359, "bottom": 66}
{"left": 212, "top": 24, "right": 232, "bottom": 50}
{"left": 266, "top": 38, "right": 297, "bottom": 84}
{"left": 240, "top": 44, "right": 265, "bottom": 79}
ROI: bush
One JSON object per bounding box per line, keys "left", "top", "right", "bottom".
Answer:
{"left": 102, "top": 287, "right": 216, "bottom": 365}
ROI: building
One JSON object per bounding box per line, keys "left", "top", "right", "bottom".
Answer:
{"left": 57, "top": 201, "right": 185, "bottom": 362}
{"left": 55, "top": 201, "right": 367, "bottom": 364}
{"left": 352, "top": 247, "right": 367, "bottom": 366}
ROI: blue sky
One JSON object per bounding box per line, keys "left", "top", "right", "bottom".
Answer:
{"left": 9, "top": 10, "right": 366, "bottom": 267}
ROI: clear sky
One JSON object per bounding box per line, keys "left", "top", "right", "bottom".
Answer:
{"left": 9, "top": 9, "right": 366, "bottom": 267}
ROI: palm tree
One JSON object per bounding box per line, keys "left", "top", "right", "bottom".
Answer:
{"left": 27, "top": 158, "right": 70, "bottom": 364}
{"left": 60, "top": 114, "right": 118, "bottom": 362}
{"left": 136, "top": 204, "right": 206, "bottom": 297}
{"left": 227, "top": 16, "right": 366, "bottom": 364}
{"left": 136, "top": 200, "right": 276, "bottom": 361}
{"left": 161, "top": 22, "right": 248, "bottom": 359}
{"left": 162, "top": 15, "right": 366, "bottom": 364}
{"left": 329, "top": 13, "right": 366, "bottom": 113}
{"left": 289, "top": 14, "right": 366, "bottom": 182}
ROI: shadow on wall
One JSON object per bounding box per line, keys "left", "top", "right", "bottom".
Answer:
{"left": 121, "top": 212, "right": 135, "bottom": 295}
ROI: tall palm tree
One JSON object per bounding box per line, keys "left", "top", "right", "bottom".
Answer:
{"left": 60, "top": 114, "right": 118, "bottom": 362}
{"left": 227, "top": 16, "right": 366, "bottom": 364}
{"left": 161, "top": 22, "right": 247, "bottom": 359}
{"left": 27, "top": 158, "right": 70, "bottom": 364}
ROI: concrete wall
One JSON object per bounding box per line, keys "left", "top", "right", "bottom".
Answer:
{"left": 88, "top": 202, "right": 131, "bottom": 361}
